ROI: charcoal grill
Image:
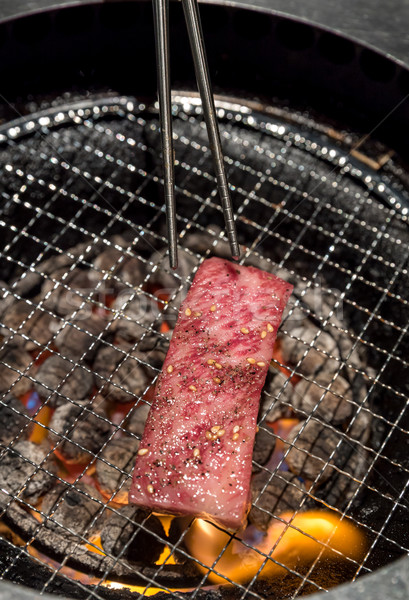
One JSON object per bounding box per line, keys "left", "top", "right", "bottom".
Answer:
{"left": 1, "top": 1, "right": 409, "bottom": 600}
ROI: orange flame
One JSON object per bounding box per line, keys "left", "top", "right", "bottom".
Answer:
{"left": 184, "top": 511, "right": 366, "bottom": 585}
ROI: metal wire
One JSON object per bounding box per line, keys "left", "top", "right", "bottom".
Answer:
{"left": 0, "top": 96, "right": 408, "bottom": 600}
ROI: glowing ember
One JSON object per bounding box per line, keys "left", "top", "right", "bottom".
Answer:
{"left": 184, "top": 511, "right": 366, "bottom": 585}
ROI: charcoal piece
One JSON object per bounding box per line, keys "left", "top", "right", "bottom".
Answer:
{"left": 35, "top": 354, "right": 93, "bottom": 406}
{"left": 91, "top": 247, "right": 146, "bottom": 289}
{"left": 55, "top": 314, "right": 107, "bottom": 361}
{"left": 285, "top": 420, "right": 341, "bottom": 485}
{"left": 260, "top": 371, "right": 294, "bottom": 423}
{"left": 0, "top": 441, "right": 57, "bottom": 508}
{"left": 1, "top": 300, "right": 59, "bottom": 350}
{"left": 150, "top": 247, "right": 199, "bottom": 290}
{"left": 12, "top": 244, "right": 93, "bottom": 298}
{"left": 0, "top": 395, "right": 31, "bottom": 444}
{"left": 0, "top": 285, "right": 17, "bottom": 321}
{"left": 112, "top": 292, "right": 162, "bottom": 343}
{"left": 42, "top": 482, "right": 106, "bottom": 541}
{"left": 117, "top": 256, "right": 147, "bottom": 289}
{"left": 40, "top": 268, "right": 94, "bottom": 317}
{"left": 249, "top": 471, "right": 307, "bottom": 530}
{"left": 321, "top": 443, "right": 369, "bottom": 509}
{"left": 292, "top": 375, "right": 353, "bottom": 425}
{"left": 0, "top": 345, "right": 33, "bottom": 396}
{"left": 124, "top": 402, "right": 151, "bottom": 438}
{"left": 183, "top": 226, "right": 232, "bottom": 258}
{"left": 336, "top": 333, "right": 363, "bottom": 371}
{"left": 138, "top": 333, "right": 170, "bottom": 369}
{"left": 279, "top": 324, "right": 340, "bottom": 376}
{"left": 93, "top": 345, "right": 149, "bottom": 403}
{"left": 100, "top": 505, "right": 165, "bottom": 563}
{"left": 96, "top": 436, "right": 140, "bottom": 503}
{"left": 48, "top": 402, "right": 111, "bottom": 463}
{"left": 92, "top": 246, "right": 123, "bottom": 275}
{"left": 349, "top": 405, "right": 372, "bottom": 444}
{"left": 252, "top": 426, "right": 276, "bottom": 472}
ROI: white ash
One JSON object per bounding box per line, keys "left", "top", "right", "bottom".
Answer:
{"left": 292, "top": 374, "right": 353, "bottom": 426}
{"left": 285, "top": 420, "right": 342, "bottom": 485}
{"left": 93, "top": 345, "right": 150, "bottom": 404}
{"left": 0, "top": 346, "right": 34, "bottom": 397}
{"left": 35, "top": 355, "right": 93, "bottom": 407}
{"left": 48, "top": 402, "right": 111, "bottom": 463}
{"left": 95, "top": 436, "right": 140, "bottom": 504}
{"left": 42, "top": 481, "right": 106, "bottom": 542}
{"left": 0, "top": 441, "right": 57, "bottom": 508}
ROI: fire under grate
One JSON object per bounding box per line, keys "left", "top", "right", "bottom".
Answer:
{"left": 0, "top": 95, "right": 408, "bottom": 600}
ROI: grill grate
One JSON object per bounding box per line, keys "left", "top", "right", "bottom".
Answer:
{"left": 0, "top": 95, "right": 408, "bottom": 600}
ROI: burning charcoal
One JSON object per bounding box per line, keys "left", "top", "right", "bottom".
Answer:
{"left": 124, "top": 402, "right": 151, "bottom": 438}
{"left": 55, "top": 314, "right": 107, "bottom": 361}
{"left": 35, "top": 355, "right": 93, "bottom": 406}
{"left": 96, "top": 436, "right": 140, "bottom": 503}
{"left": 93, "top": 345, "right": 150, "bottom": 404}
{"left": 252, "top": 426, "right": 276, "bottom": 472}
{"left": 100, "top": 505, "right": 165, "bottom": 563}
{"left": 0, "top": 441, "right": 57, "bottom": 508}
{"left": 292, "top": 375, "right": 353, "bottom": 425}
{"left": 260, "top": 371, "right": 294, "bottom": 422}
{"left": 1, "top": 300, "right": 59, "bottom": 350}
{"left": 48, "top": 402, "right": 111, "bottom": 463}
{"left": 0, "top": 395, "right": 31, "bottom": 444}
{"left": 285, "top": 420, "right": 341, "bottom": 485}
{"left": 0, "top": 345, "right": 33, "bottom": 396}
{"left": 279, "top": 324, "right": 340, "bottom": 376}
{"left": 249, "top": 471, "right": 307, "bottom": 531}
{"left": 42, "top": 482, "right": 106, "bottom": 541}
{"left": 112, "top": 292, "right": 162, "bottom": 343}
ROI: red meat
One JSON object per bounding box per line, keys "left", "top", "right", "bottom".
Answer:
{"left": 129, "top": 257, "right": 292, "bottom": 529}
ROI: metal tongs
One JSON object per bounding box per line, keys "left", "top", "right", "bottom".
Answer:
{"left": 153, "top": 0, "right": 240, "bottom": 269}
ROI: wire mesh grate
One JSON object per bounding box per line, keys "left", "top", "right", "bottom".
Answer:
{"left": 0, "top": 95, "right": 408, "bottom": 600}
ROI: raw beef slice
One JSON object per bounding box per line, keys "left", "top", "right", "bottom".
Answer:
{"left": 129, "top": 257, "right": 292, "bottom": 529}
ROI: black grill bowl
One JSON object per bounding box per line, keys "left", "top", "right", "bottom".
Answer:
{"left": 0, "top": 2, "right": 409, "bottom": 600}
